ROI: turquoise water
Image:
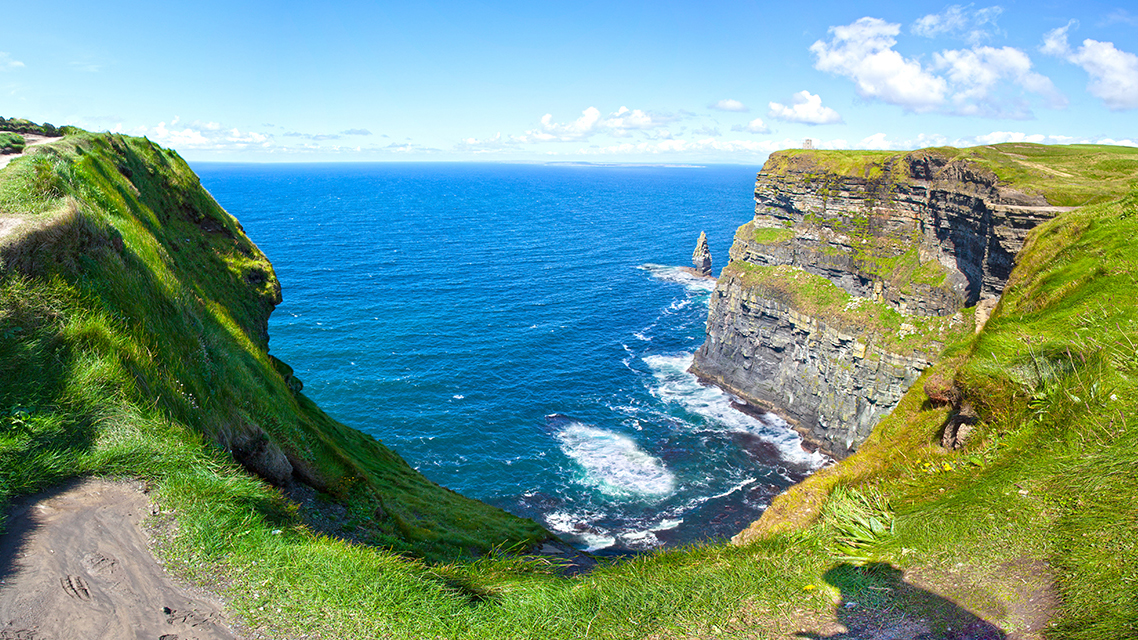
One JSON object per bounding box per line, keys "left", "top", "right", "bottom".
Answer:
{"left": 194, "top": 162, "right": 822, "bottom": 552}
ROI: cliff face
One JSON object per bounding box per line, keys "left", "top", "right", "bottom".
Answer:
{"left": 692, "top": 147, "right": 1072, "bottom": 458}
{"left": 693, "top": 271, "right": 934, "bottom": 455}
{"left": 735, "top": 151, "right": 1072, "bottom": 316}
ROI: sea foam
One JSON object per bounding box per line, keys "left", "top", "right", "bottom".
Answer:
{"left": 638, "top": 263, "right": 717, "bottom": 292}
{"left": 643, "top": 353, "right": 826, "bottom": 469}
{"left": 556, "top": 422, "right": 676, "bottom": 498}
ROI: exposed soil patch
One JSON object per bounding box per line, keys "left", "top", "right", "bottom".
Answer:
{"left": 0, "top": 478, "right": 239, "bottom": 639}
{"left": 0, "top": 217, "right": 23, "bottom": 244}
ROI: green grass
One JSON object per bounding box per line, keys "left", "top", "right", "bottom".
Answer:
{"left": 0, "top": 132, "right": 548, "bottom": 560}
{"left": 742, "top": 189, "right": 1138, "bottom": 639}
{"left": 0, "top": 130, "right": 865, "bottom": 638}
{"left": 765, "top": 143, "right": 1138, "bottom": 207}
{"left": 0, "top": 132, "right": 24, "bottom": 154}
{"left": 750, "top": 225, "right": 794, "bottom": 244}
{"left": 0, "top": 115, "right": 63, "bottom": 137}
{"left": 3, "top": 131, "right": 1138, "bottom": 638}
{"left": 765, "top": 148, "right": 902, "bottom": 181}
{"left": 720, "top": 260, "right": 969, "bottom": 357}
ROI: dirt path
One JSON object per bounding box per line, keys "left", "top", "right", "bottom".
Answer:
{"left": 0, "top": 134, "right": 66, "bottom": 246}
{"left": 0, "top": 478, "right": 238, "bottom": 640}
{"left": 0, "top": 134, "right": 58, "bottom": 171}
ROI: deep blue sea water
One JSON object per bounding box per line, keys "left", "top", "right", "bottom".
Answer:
{"left": 193, "top": 162, "right": 823, "bottom": 552}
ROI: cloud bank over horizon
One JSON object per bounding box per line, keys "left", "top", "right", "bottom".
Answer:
{"left": 15, "top": 1, "right": 1133, "bottom": 162}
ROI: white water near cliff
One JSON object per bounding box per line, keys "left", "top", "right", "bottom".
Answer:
{"left": 642, "top": 353, "right": 826, "bottom": 471}
{"left": 195, "top": 162, "right": 819, "bottom": 552}
{"left": 556, "top": 423, "right": 677, "bottom": 498}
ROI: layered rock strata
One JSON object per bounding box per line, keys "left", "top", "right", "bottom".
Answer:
{"left": 692, "top": 149, "right": 1071, "bottom": 458}
{"left": 735, "top": 151, "right": 1072, "bottom": 316}
{"left": 691, "top": 269, "right": 937, "bottom": 458}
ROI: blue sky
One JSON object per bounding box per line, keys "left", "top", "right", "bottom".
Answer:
{"left": 2, "top": 0, "right": 1136, "bottom": 162}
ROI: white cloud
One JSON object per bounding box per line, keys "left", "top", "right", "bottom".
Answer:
{"left": 859, "top": 132, "right": 950, "bottom": 149}
{"left": 456, "top": 132, "right": 517, "bottom": 153}
{"left": 603, "top": 106, "right": 677, "bottom": 137}
{"left": 847, "top": 132, "right": 946, "bottom": 150}
{"left": 283, "top": 131, "right": 341, "bottom": 141}
{"left": 912, "top": 6, "right": 968, "bottom": 38}
{"left": 969, "top": 131, "right": 1136, "bottom": 146}
{"left": 731, "top": 118, "right": 771, "bottom": 134}
{"left": 973, "top": 131, "right": 1048, "bottom": 144}
{"left": 934, "top": 46, "right": 1067, "bottom": 114}
{"left": 709, "top": 99, "right": 749, "bottom": 112}
{"left": 768, "top": 91, "right": 843, "bottom": 124}
{"left": 582, "top": 136, "right": 856, "bottom": 157}
{"left": 1041, "top": 24, "right": 1138, "bottom": 110}
{"left": 138, "top": 118, "right": 273, "bottom": 151}
{"left": 813, "top": 17, "right": 1062, "bottom": 117}
{"left": 811, "top": 17, "right": 947, "bottom": 112}
{"left": 532, "top": 106, "right": 601, "bottom": 141}
{"left": 0, "top": 52, "right": 25, "bottom": 71}
{"left": 860, "top": 132, "right": 894, "bottom": 149}
{"left": 1094, "top": 137, "right": 1138, "bottom": 147}
{"left": 523, "top": 106, "right": 679, "bottom": 142}
{"left": 1040, "top": 22, "right": 1075, "bottom": 57}
{"left": 912, "top": 5, "right": 1003, "bottom": 44}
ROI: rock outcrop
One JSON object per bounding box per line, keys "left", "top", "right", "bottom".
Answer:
{"left": 733, "top": 151, "right": 1072, "bottom": 316}
{"left": 692, "top": 148, "right": 1072, "bottom": 458}
{"left": 692, "top": 231, "right": 712, "bottom": 276}
{"left": 691, "top": 271, "right": 936, "bottom": 457}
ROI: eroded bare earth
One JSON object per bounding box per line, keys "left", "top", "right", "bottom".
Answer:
{"left": 0, "top": 478, "right": 236, "bottom": 640}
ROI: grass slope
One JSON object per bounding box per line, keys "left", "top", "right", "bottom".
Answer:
{"left": 0, "top": 131, "right": 547, "bottom": 560}
{"left": 744, "top": 189, "right": 1138, "bottom": 638}
{"left": 2, "top": 130, "right": 1135, "bottom": 639}
{"left": 766, "top": 142, "right": 1138, "bottom": 207}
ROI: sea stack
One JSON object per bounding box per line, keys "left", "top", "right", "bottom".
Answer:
{"left": 692, "top": 231, "right": 712, "bottom": 276}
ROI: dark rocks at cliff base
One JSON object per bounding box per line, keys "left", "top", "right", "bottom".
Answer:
{"left": 692, "top": 231, "right": 712, "bottom": 276}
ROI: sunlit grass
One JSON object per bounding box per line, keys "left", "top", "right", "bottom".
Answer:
{"left": 2, "top": 130, "right": 1137, "bottom": 638}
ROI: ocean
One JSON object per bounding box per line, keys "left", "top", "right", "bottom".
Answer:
{"left": 193, "top": 162, "right": 824, "bottom": 553}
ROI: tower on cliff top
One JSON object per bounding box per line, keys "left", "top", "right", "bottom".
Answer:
{"left": 803, "top": 138, "right": 814, "bottom": 150}
{"left": 692, "top": 231, "right": 712, "bottom": 276}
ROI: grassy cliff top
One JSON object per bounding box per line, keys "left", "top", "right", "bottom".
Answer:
{"left": 742, "top": 187, "right": 1138, "bottom": 639}
{"left": 2, "top": 127, "right": 1135, "bottom": 638}
{"left": 0, "top": 129, "right": 548, "bottom": 561}
{"left": 764, "top": 143, "right": 1138, "bottom": 207}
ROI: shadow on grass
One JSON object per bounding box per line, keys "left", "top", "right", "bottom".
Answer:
{"left": 799, "top": 562, "right": 1005, "bottom": 640}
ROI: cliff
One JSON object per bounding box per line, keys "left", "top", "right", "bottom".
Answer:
{"left": 734, "top": 186, "right": 1138, "bottom": 637}
{"left": 692, "top": 143, "right": 1138, "bottom": 458}
{"left": 0, "top": 129, "right": 548, "bottom": 559}
{"left": 3, "top": 124, "right": 1137, "bottom": 638}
